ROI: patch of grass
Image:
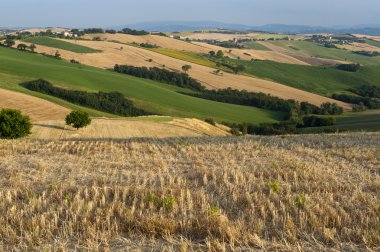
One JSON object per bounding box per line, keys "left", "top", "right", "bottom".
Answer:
{"left": 22, "top": 36, "right": 102, "bottom": 53}
{"left": 0, "top": 46, "right": 283, "bottom": 123}
{"left": 365, "top": 39, "right": 380, "bottom": 48}
{"left": 270, "top": 40, "right": 380, "bottom": 65}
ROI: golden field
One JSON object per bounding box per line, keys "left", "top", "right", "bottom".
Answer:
{"left": 0, "top": 133, "right": 379, "bottom": 251}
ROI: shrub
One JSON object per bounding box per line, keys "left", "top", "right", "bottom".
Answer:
{"left": 65, "top": 111, "right": 91, "bottom": 130}
{"left": 204, "top": 118, "right": 216, "bottom": 126}
{"left": 0, "top": 109, "right": 32, "bottom": 139}
{"left": 336, "top": 64, "right": 360, "bottom": 72}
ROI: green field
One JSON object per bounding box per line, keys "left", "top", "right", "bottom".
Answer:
{"left": 227, "top": 59, "right": 380, "bottom": 96}
{"left": 150, "top": 48, "right": 217, "bottom": 67}
{"left": 243, "top": 41, "right": 271, "bottom": 51}
{"left": 22, "top": 36, "right": 101, "bottom": 53}
{"left": 0, "top": 47, "right": 284, "bottom": 123}
{"left": 300, "top": 110, "right": 380, "bottom": 132}
{"left": 365, "top": 39, "right": 380, "bottom": 48}
{"left": 269, "top": 40, "right": 380, "bottom": 65}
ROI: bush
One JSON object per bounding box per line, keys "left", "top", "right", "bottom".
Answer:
{"left": 0, "top": 109, "right": 32, "bottom": 139}
{"left": 299, "top": 116, "right": 336, "bottom": 128}
{"left": 336, "top": 64, "right": 360, "bottom": 72}
{"left": 204, "top": 118, "right": 216, "bottom": 126}
{"left": 65, "top": 111, "right": 91, "bottom": 129}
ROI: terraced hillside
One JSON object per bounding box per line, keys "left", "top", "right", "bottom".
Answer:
{"left": 0, "top": 133, "right": 378, "bottom": 250}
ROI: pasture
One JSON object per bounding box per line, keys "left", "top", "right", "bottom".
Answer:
{"left": 22, "top": 36, "right": 102, "bottom": 53}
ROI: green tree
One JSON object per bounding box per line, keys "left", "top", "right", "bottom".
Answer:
{"left": 3, "top": 39, "right": 15, "bottom": 47}
{"left": 17, "top": 43, "right": 27, "bottom": 51}
{"left": 54, "top": 50, "right": 61, "bottom": 59}
{"left": 182, "top": 64, "right": 192, "bottom": 74}
{"left": 209, "top": 51, "right": 216, "bottom": 57}
{"left": 65, "top": 111, "right": 91, "bottom": 130}
{"left": 216, "top": 50, "right": 224, "bottom": 58}
{"left": 0, "top": 109, "right": 32, "bottom": 139}
{"left": 233, "top": 64, "right": 245, "bottom": 74}
{"left": 29, "top": 43, "right": 36, "bottom": 52}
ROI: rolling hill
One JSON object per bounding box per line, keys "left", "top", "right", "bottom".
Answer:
{"left": 0, "top": 46, "right": 284, "bottom": 124}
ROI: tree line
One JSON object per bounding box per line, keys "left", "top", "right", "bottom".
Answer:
{"left": 114, "top": 64, "right": 206, "bottom": 91}
{"left": 24, "top": 79, "right": 151, "bottom": 117}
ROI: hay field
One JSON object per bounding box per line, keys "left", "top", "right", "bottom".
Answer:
{"left": 0, "top": 88, "right": 70, "bottom": 121}
{"left": 338, "top": 42, "right": 380, "bottom": 53}
{"left": 0, "top": 133, "right": 379, "bottom": 251}
{"left": 16, "top": 39, "right": 349, "bottom": 108}
{"left": 82, "top": 33, "right": 211, "bottom": 53}
{"left": 31, "top": 117, "right": 229, "bottom": 139}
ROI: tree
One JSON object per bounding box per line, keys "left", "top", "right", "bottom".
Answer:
{"left": 0, "top": 109, "right": 32, "bottom": 139}
{"left": 209, "top": 51, "right": 216, "bottom": 57}
{"left": 182, "top": 65, "right": 192, "bottom": 74}
{"left": 216, "top": 50, "right": 224, "bottom": 58}
{"left": 3, "top": 39, "right": 15, "bottom": 47}
{"left": 65, "top": 111, "right": 91, "bottom": 130}
{"left": 17, "top": 43, "right": 27, "bottom": 51}
{"left": 54, "top": 50, "right": 61, "bottom": 59}
{"left": 233, "top": 64, "right": 245, "bottom": 74}
{"left": 29, "top": 43, "right": 36, "bottom": 52}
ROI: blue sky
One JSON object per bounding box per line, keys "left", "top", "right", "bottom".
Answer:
{"left": 1, "top": 0, "right": 379, "bottom": 28}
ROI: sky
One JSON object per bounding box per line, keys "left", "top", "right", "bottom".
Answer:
{"left": 1, "top": 0, "right": 380, "bottom": 28}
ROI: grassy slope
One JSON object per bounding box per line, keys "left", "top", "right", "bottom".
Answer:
{"left": 0, "top": 47, "right": 284, "bottom": 123}
{"left": 22, "top": 36, "right": 102, "bottom": 53}
{"left": 228, "top": 59, "right": 380, "bottom": 96}
{"left": 270, "top": 40, "right": 380, "bottom": 65}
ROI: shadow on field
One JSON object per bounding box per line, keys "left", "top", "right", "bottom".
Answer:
{"left": 33, "top": 124, "right": 65, "bottom": 130}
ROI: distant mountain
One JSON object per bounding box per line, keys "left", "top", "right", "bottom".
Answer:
{"left": 250, "top": 24, "right": 380, "bottom": 36}
{"left": 111, "top": 21, "right": 380, "bottom": 36}
{"left": 111, "top": 21, "right": 252, "bottom": 32}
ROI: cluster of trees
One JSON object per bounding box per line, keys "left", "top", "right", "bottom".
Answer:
{"left": 195, "top": 39, "right": 244, "bottom": 49}
{"left": 132, "top": 42, "right": 159, "bottom": 48}
{"left": 353, "top": 51, "right": 380, "bottom": 57}
{"left": 300, "top": 116, "right": 335, "bottom": 128}
{"left": 114, "top": 64, "right": 206, "bottom": 91}
{"left": 350, "top": 84, "right": 380, "bottom": 98}
{"left": 0, "top": 39, "right": 37, "bottom": 52}
{"left": 24, "top": 79, "right": 151, "bottom": 117}
{"left": 119, "top": 28, "right": 149, "bottom": 36}
{"left": 323, "top": 42, "right": 338, "bottom": 49}
{"left": 332, "top": 93, "right": 380, "bottom": 110}
{"left": 336, "top": 64, "right": 361, "bottom": 72}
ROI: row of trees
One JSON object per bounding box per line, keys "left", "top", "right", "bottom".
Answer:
{"left": 350, "top": 84, "right": 380, "bottom": 98}
{"left": 332, "top": 93, "right": 380, "bottom": 110}
{"left": 114, "top": 64, "right": 205, "bottom": 91}
{"left": 24, "top": 79, "right": 151, "bottom": 117}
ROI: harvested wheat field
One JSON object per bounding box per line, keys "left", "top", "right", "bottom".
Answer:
{"left": 31, "top": 117, "right": 229, "bottom": 139}
{"left": 0, "top": 88, "right": 70, "bottom": 121}
{"left": 339, "top": 42, "right": 380, "bottom": 53}
{"left": 17, "top": 39, "right": 350, "bottom": 108}
{"left": 0, "top": 133, "right": 379, "bottom": 251}
{"left": 82, "top": 33, "right": 211, "bottom": 54}
{"left": 191, "top": 41, "right": 309, "bottom": 65}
